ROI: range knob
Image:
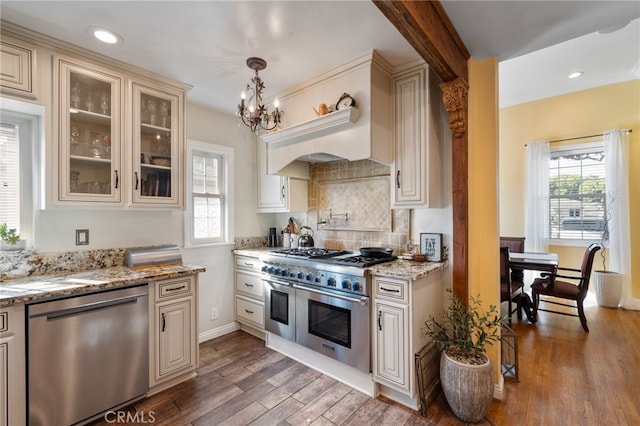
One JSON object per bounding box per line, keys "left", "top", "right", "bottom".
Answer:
{"left": 341, "top": 280, "right": 351, "bottom": 290}
{"left": 268, "top": 267, "right": 275, "bottom": 274}
{"left": 280, "top": 268, "right": 288, "bottom": 276}
{"left": 305, "top": 273, "right": 313, "bottom": 281}
{"left": 261, "top": 265, "right": 269, "bottom": 273}
{"left": 274, "top": 268, "right": 281, "bottom": 276}
{"left": 352, "top": 282, "right": 360, "bottom": 292}
{"left": 314, "top": 277, "right": 321, "bottom": 283}
{"left": 297, "top": 271, "right": 304, "bottom": 280}
{"left": 327, "top": 277, "right": 337, "bottom": 287}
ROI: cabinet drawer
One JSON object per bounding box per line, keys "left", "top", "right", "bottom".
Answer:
{"left": 156, "top": 276, "right": 193, "bottom": 301}
{"left": 375, "top": 277, "right": 409, "bottom": 304}
{"left": 235, "top": 271, "right": 264, "bottom": 299}
{"left": 235, "top": 256, "right": 262, "bottom": 272}
{"left": 235, "top": 296, "right": 264, "bottom": 329}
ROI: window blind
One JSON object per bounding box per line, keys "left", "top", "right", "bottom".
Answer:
{"left": 0, "top": 122, "right": 20, "bottom": 230}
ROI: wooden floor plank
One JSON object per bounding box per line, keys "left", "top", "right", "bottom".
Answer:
{"left": 217, "top": 401, "right": 268, "bottom": 426}
{"left": 284, "top": 381, "right": 352, "bottom": 425}
{"left": 250, "top": 398, "right": 305, "bottom": 426}
{"left": 291, "top": 375, "right": 339, "bottom": 405}
{"left": 321, "top": 388, "right": 370, "bottom": 425}
{"left": 192, "top": 381, "right": 276, "bottom": 425}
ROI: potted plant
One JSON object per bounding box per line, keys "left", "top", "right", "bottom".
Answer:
{"left": 593, "top": 193, "right": 622, "bottom": 308}
{"left": 425, "top": 290, "right": 506, "bottom": 423}
{"left": 0, "top": 223, "right": 26, "bottom": 250}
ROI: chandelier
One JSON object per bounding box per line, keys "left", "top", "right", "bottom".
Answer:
{"left": 237, "top": 57, "right": 282, "bottom": 132}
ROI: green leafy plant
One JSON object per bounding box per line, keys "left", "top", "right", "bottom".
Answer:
{"left": 0, "top": 223, "right": 21, "bottom": 245}
{"left": 425, "top": 289, "right": 507, "bottom": 365}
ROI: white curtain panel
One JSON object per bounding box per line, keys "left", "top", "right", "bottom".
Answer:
{"left": 604, "top": 130, "right": 639, "bottom": 310}
{"left": 525, "top": 141, "right": 550, "bottom": 253}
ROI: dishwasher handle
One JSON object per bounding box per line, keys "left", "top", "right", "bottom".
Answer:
{"left": 36, "top": 295, "right": 142, "bottom": 321}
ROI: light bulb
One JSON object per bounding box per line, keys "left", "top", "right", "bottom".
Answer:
{"left": 274, "top": 97, "right": 280, "bottom": 108}
{"left": 241, "top": 91, "right": 246, "bottom": 100}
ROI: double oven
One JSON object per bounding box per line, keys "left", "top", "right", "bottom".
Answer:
{"left": 261, "top": 248, "right": 395, "bottom": 373}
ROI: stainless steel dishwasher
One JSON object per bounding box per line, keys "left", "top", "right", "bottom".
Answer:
{"left": 27, "top": 284, "right": 149, "bottom": 426}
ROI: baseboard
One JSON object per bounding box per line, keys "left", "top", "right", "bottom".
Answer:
{"left": 493, "top": 374, "right": 504, "bottom": 400}
{"left": 198, "top": 322, "right": 240, "bottom": 343}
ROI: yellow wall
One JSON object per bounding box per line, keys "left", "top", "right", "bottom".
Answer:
{"left": 468, "top": 58, "right": 501, "bottom": 382}
{"left": 500, "top": 79, "right": 640, "bottom": 296}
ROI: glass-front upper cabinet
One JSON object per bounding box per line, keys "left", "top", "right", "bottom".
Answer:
{"left": 131, "top": 82, "right": 182, "bottom": 207}
{"left": 56, "top": 58, "right": 123, "bottom": 204}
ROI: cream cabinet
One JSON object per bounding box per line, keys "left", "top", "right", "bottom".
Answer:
{"left": 234, "top": 254, "right": 266, "bottom": 335}
{"left": 257, "top": 139, "right": 308, "bottom": 213}
{"left": 391, "top": 64, "right": 443, "bottom": 208}
{"left": 372, "top": 272, "right": 443, "bottom": 410}
{"left": 53, "top": 54, "right": 185, "bottom": 209}
{"left": 149, "top": 275, "right": 198, "bottom": 395}
{"left": 0, "top": 304, "right": 26, "bottom": 426}
{"left": 0, "top": 36, "right": 35, "bottom": 99}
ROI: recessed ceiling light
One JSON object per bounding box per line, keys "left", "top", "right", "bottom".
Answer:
{"left": 568, "top": 71, "right": 583, "bottom": 79}
{"left": 87, "top": 27, "right": 122, "bottom": 45}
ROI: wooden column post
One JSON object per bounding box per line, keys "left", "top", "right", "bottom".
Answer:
{"left": 440, "top": 78, "right": 469, "bottom": 300}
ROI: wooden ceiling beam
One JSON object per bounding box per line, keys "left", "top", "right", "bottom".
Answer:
{"left": 373, "top": 0, "right": 470, "bottom": 82}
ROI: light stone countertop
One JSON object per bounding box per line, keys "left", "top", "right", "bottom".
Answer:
{"left": 233, "top": 248, "right": 447, "bottom": 281}
{"left": 0, "top": 264, "right": 205, "bottom": 306}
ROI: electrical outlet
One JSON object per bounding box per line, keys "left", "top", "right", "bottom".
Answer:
{"left": 211, "top": 307, "right": 219, "bottom": 320}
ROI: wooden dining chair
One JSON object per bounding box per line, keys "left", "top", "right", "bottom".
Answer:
{"left": 500, "top": 247, "right": 524, "bottom": 325}
{"left": 530, "top": 243, "right": 601, "bottom": 332}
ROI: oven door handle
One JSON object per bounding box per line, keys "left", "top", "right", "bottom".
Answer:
{"left": 294, "top": 283, "right": 369, "bottom": 305}
{"left": 262, "top": 277, "right": 292, "bottom": 287}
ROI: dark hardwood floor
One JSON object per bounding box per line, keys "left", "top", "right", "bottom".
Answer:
{"left": 93, "top": 298, "right": 640, "bottom": 425}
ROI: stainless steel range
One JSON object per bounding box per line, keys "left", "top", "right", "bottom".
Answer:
{"left": 260, "top": 248, "right": 396, "bottom": 373}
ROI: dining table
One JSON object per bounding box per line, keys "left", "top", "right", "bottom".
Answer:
{"left": 507, "top": 251, "right": 559, "bottom": 322}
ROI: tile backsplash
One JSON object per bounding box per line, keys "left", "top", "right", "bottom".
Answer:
{"left": 308, "top": 159, "right": 409, "bottom": 253}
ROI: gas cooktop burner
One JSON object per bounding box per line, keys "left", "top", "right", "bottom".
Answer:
{"left": 331, "top": 255, "right": 398, "bottom": 267}
{"left": 271, "top": 248, "right": 349, "bottom": 258}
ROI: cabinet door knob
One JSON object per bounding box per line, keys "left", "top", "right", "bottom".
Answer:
{"left": 281, "top": 185, "right": 286, "bottom": 199}
{"left": 396, "top": 170, "right": 401, "bottom": 189}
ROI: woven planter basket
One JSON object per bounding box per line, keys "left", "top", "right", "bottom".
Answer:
{"left": 593, "top": 271, "right": 622, "bottom": 308}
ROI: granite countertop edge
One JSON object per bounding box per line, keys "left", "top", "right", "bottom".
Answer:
{"left": 0, "top": 264, "right": 206, "bottom": 306}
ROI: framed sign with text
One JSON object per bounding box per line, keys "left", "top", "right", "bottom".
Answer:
{"left": 420, "top": 233, "right": 443, "bottom": 262}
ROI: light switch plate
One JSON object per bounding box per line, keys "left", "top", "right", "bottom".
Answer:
{"left": 76, "top": 229, "right": 89, "bottom": 245}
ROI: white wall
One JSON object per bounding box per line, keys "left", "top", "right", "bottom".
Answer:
{"left": 183, "top": 102, "right": 277, "bottom": 339}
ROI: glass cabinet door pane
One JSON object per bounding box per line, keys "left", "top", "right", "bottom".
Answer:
{"left": 133, "top": 84, "right": 179, "bottom": 205}
{"left": 59, "top": 58, "right": 121, "bottom": 204}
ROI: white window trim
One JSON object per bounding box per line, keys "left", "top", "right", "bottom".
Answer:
{"left": 185, "top": 139, "right": 234, "bottom": 248}
{"left": 548, "top": 140, "right": 605, "bottom": 245}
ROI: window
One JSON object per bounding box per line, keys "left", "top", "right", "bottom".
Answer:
{"left": 0, "top": 104, "right": 40, "bottom": 245}
{"left": 549, "top": 142, "right": 606, "bottom": 241}
{"left": 186, "top": 140, "right": 233, "bottom": 246}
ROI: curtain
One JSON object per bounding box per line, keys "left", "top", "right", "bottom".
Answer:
{"left": 604, "top": 130, "right": 639, "bottom": 310}
{"left": 525, "top": 141, "right": 550, "bottom": 253}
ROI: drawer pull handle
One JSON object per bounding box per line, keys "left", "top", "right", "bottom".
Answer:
{"left": 380, "top": 286, "right": 400, "bottom": 293}
{"left": 322, "top": 342, "right": 335, "bottom": 352}
{"left": 165, "top": 285, "right": 186, "bottom": 292}
{"left": 244, "top": 309, "right": 254, "bottom": 314}
{"left": 244, "top": 283, "right": 254, "bottom": 288}
{"left": 244, "top": 262, "right": 254, "bottom": 267}
{"left": 161, "top": 312, "right": 166, "bottom": 332}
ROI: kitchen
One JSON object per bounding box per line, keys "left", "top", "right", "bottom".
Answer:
{"left": 2, "top": 1, "right": 639, "bottom": 425}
